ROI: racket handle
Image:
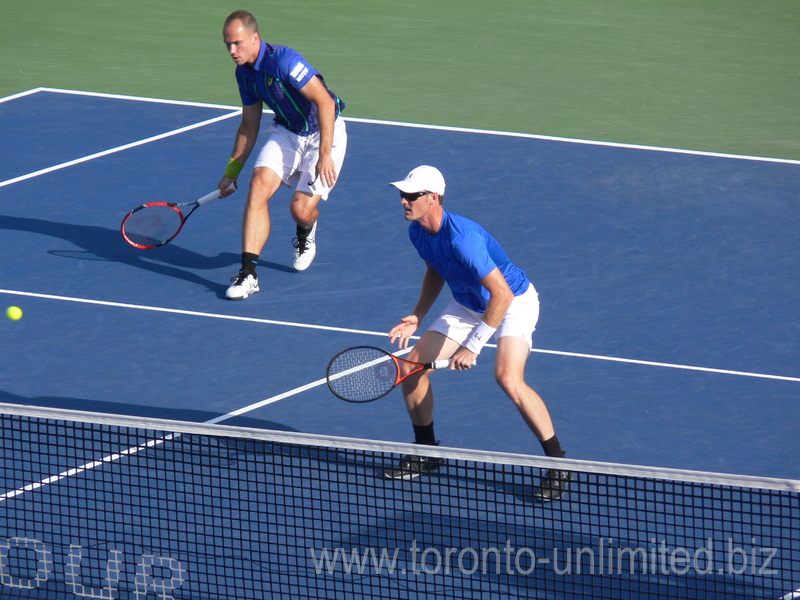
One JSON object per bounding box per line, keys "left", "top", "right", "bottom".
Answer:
{"left": 428, "top": 358, "right": 477, "bottom": 370}
{"left": 197, "top": 184, "right": 236, "bottom": 206}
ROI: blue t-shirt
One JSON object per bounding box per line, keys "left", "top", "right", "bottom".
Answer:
{"left": 409, "top": 211, "right": 531, "bottom": 313}
{"left": 235, "top": 41, "right": 345, "bottom": 136}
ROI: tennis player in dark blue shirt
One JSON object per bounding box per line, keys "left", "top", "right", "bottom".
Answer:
{"left": 385, "top": 166, "right": 573, "bottom": 500}
{"left": 218, "top": 10, "right": 347, "bottom": 300}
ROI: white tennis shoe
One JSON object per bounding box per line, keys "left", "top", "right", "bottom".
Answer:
{"left": 292, "top": 221, "right": 317, "bottom": 271}
{"left": 225, "top": 272, "right": 259, "bottom": 300}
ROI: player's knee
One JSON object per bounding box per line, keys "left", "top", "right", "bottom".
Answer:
{"left": 248, "top": 168, "right": 278, "bottom": 199}
{"left": 400, "top": 373, "right": 426, "bottom": 396}
{"left": 292, "top": 207, "right": 314, "bottom": 224}
{"left": 495, "top": 367, "right": 522, "bottom": 396}
{"left": 249, "top": 167, "right": 266, "bottom": 185}
{"left": 290, "top": 195, "right": 318, "bottom": 224}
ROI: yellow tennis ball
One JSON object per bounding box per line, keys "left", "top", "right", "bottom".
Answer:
{"left": 6, "top": 306, "right": 23, "bottom": 321}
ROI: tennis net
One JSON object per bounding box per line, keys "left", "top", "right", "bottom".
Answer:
{"left": 1, "top": 402, "right": 798, "bottom": 599}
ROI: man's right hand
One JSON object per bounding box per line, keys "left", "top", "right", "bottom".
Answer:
{"left": 389, "top": 315, "right": 419, "bottom": 349}
{"left": 218, "top": 177, "right": 238, "bottom": 197}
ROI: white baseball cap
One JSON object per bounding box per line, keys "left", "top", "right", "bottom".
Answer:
{"left": 389, "top": 165, "right": 446, "bottom": 196}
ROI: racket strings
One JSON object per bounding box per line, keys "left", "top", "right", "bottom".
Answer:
{"left": 327, "top": 347, "right": 399, "bottom": 402}
{"left": 123, "top": 205, "right": 183, "bottom": 248}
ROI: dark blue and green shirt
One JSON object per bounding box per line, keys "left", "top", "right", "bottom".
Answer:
{"left": 235, "top": 40, "right": 344, "bottom": 136}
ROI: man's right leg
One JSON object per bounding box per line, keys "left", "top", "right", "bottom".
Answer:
{"left": 384, "top": 331, "right": 459, "bottom": 480}
{"left": 401, "top": 331, "right": 459, "bottom": 427}
{"left": 226, "top": 167, "right": 283, "bottom": 300}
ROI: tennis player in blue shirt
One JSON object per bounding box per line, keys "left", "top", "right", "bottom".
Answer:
{"left": 386, "top": 166, "right": 572, "bottom": 501}
{"left": 218, "top": 10, "right": 347, "bottom": 300}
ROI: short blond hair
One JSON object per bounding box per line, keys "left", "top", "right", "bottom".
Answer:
{"left": 224, "top": 10, "right": 258, "bottom": 33}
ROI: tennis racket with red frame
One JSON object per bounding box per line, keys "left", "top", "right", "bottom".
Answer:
{"left": 326, "top": 346, "right": 453, "bottom": 403}
{"left": 121, "top": 188, "right": 228, "bottom": 249}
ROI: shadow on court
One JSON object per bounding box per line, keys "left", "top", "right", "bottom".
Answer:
{"left": 0, "top": 214, "right": 296, "bottom": 298}
{"left": 0, "top": 390, "right": 297, "bottom": 431}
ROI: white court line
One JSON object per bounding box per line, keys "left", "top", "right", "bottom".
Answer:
{"left": 0, "top": 372, "right": 331, "bottom": 501}
{"left": 0, "top": 289, "right": 387, "bottom": 338}
{"left": 3, "top": 287, "right": 796, "bottom": 501}
{"left": 0, "top": 87, "right": 46, "bottom": 104}
{"left": 2, "top": 288, "right": 799, "bottom": 384}
{"left": 0, "top": 383, "right": 317, "bottom": 501}
{"left": 0, "top": 432, "right": 181, "bottom": 501}
{"left": 205, "top": 347, "right": 412, "bottom": 425}
{"left": 33, "top": 86, "right": 243, "bottom": 111}
{"left": 529, "top": 348, "right": 800, "bottom": 383}
{"left": 2, "top": 361, "right": 427, "bottom": 501}
{"left": 4, "top": 87, "right": 799, "bottom": 165}
{"left": 343, "top": 115, "right": 800, "bottom": 166}
{"left": 0, "top": 350, "right": 412, "bottom": 501}
{"left": 0, "top": 110, "right": 241, "bottom": 189}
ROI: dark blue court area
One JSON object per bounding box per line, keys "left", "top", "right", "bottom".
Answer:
{"left": 1, "top": 88, "right": 799, "bottom": 600}
{"left": 1, "top": 88, "right": 798, "bottom": 480}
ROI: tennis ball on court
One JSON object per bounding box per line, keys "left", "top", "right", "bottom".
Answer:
{"left": 6, "top": 306, "right": 23, "bottom": 321}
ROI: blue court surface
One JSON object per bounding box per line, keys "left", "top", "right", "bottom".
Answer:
{"left": 1, "top": 88, "right": 799, "bottom": 600}
{"left": 1, "top": 88, "right": 799, "bottom": 478}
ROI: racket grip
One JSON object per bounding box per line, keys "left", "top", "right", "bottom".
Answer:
{"left": 197, "top": 184, "right": 236, "bottom": 206}
{"left": 429, "top": 358, "right": 477, "bottom": 369}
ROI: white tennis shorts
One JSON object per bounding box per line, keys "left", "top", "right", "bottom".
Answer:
{"left": 253, "top": 118, "right": 347, "bottom": 200}
{"left": 428, "top": 283, "right": 540, "bottom": 349}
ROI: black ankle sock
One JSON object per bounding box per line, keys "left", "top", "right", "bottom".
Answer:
{"left": 541, "top": 434, "right": 566, "bottom": 458}
{"left": 413, "top": 422, "right": 437, "bottom": 446}
{"left": 241, "top": 252, "right": 259, "bottom": 276}
{"left": 296, "top": 223, "right": 313, "bottom": 237}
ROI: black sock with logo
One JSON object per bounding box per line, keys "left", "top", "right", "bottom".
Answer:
{"left": 241, "top": 252, "right": 259, "bottom": 276}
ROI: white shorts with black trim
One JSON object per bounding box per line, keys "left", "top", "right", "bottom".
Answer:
{"left": 253, "top": 118, "right": 347, "bottom": 200}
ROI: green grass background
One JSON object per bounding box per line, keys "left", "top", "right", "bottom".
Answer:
{"left": 2, "top": 1, "right": 798, "bottom": 159}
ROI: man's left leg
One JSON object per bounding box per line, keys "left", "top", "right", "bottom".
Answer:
{"left": 289, "top": 191, "right": 321, "bottom": 271}
{"left": 494, "top": 335, "right": 557, "bottom": 444}
{"left": 290, "top": 118, "right": 347, "bottom": 271}
{"left": 494, "top": 335, "right": 573, "bottom": 500}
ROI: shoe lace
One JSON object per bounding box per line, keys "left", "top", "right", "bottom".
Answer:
{"left": 292, "top": 236, "right": 307, "bottom": 255}
{"left": 232, "top": 271, "right": 251, "bottom": 285}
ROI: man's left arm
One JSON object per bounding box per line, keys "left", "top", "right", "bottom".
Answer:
{"left": 299, "top": 76, "right": 338, "bottom": 187}
{"left": 451, "top": 268, "right": 514, "bottom": 370}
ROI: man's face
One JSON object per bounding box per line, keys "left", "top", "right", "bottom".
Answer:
{"left": 399, "top": 191, "right": 435, "bottom": 221}
{"left": 223, "top": 20, "right": 260, "bottom": 66}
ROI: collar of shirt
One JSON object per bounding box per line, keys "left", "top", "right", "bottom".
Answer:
{"left": 251, "top": 40, "right": 270, "bottom": 71}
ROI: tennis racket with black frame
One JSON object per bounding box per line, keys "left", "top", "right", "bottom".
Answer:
{"left": 326, "top": 346, "right": 455, "bottom": 403}
{"left": 121, "top": 187, "right": 230, "bottom": 249}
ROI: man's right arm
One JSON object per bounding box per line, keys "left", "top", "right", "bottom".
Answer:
{"left": 389, "top": 263, "right": 445, "bottom": 349}
{"left": 218, "top": 101, "right": 263, "bottom": 196}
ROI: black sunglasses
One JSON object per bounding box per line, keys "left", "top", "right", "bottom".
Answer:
{"left": 400, "top": 191, "right": 430, "bottom": 201}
